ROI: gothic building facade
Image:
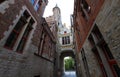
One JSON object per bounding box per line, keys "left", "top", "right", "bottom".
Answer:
{"left": 58, "top": 23, "right": 73, "bottom": 50}
{"left": 45, "top": 5, "right": 64, "bottom": 77}
{"left": 45, "top": 5, "right": 75, "bottom": 76}
{"left": 0, "top": 0, "right": 56, "bottom": 77}
{"left": 73, "top": 0, "right": 120, "bottom": 77}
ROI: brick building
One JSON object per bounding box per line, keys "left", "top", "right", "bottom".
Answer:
{"left": 45, "top": 15, "right": 58, "bottom": 40}
{"left": 0, "top": 0, "right": 56, "bottom": 77}
{"left": 73, "top": 0, "right": 120, "bottom": 77}
{"left": 45, "top": 5, "right": 63, "bottom": 77}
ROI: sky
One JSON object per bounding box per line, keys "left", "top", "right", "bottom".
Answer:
{"left": 43, "top": 0, "right": 74, "bottom": 28}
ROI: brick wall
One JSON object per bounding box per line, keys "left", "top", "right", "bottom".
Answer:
{"left": 0, "top": 0, "right": 54, "bottom": 77}
{"left": 74, "top": 0, "right": 104, "bottom": 51}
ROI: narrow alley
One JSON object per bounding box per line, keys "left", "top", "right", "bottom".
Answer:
{"left": 0, "top": 0, "right": 120, "bottom": 77}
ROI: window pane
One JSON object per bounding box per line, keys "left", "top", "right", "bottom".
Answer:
{"left": 62, "top": 37, "right": 64, "bottom": 45}
{"left": 92, "top": 25, "right": 103, "bottom": 41}
{"left": 113, "top": 64, "right": 120, "bottom": 77}
{"left": 14, "top": 17, "right": 26, "bottom": 32}
{"left": 17, "top": 18, "right": 34, "bottom": 53}
{"left": 88, "top": 34, "right": 95, "bottom": 48}
{"left": 34, "top": 3, "right": 39, "bottom": 11}
{"left": 5, "top": 31, "right": 18, "bottom": 48}
{"left": 17, "top": 39, "right": 25, "bottom": 53}
{"left": 102, "top": 44, "right": 114, "bottom": 59}
{"left": 30, "top": 0, "right": 35, "bottom": 5}
{"left": 29, "top": 18, "right": 35, "bottom": 26}
{"left": 68, "top": 36, "right": 70, "bottom": 44}
{"left": 23, "top": 10, "right": 30, "bottom": 19}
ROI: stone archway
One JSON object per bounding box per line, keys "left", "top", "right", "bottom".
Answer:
{"left": 59, "top": 50, "right": 75, "bottom": 75}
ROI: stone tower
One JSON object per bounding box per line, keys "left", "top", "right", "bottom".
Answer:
{"left": 53, "top": 4, "right": 62, "bottom": 28}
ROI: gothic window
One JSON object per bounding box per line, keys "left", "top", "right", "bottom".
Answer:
{"left": 4, "top": 10, "right": 35, "bottom": 53}
{"left": 4, "top": 14, "right": 28, "bottom": 49}
{"left": 16, "top": 18, "right": 34, "bottom": 53}
{"left": 38, "top": 30, "right": 46, "bottom": 55}
{"left": 100, "top": 42, "right": 120, "bottom": 77}
{"left": 30, "top": 0, "right": 43, "bottom": 11}
{"left": 88, "top": 24, "right": 120, "bottom": 77}
{"left": 80, "top": 0, "right": 91, "bottom": 20}
{"left": 81, "top": 0, "right": 91, "bottom": 13}
{"left": 62, "top": 36, "right": 70, "bottom": 45}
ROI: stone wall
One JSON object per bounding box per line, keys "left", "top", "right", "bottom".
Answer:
{"left": 81, "top": 40, "right": 103, "bottom": 77}
{"left": 0, "top": 44, "right": 53, "bottom": 77}
{"left": 95, "top": 0, "right": 120, "bottom": 67}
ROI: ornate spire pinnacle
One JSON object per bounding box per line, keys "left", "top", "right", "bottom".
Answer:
{"left": 55, "top": 4, "right": 58, "bottom": 7}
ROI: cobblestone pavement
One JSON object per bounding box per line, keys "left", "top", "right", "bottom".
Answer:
{"left": 62, "top": 71, "right": 76, "bottom": 77}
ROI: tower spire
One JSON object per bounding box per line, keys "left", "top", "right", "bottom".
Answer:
{"left": 56, "top": 4, "right": 58, "bottom": 7}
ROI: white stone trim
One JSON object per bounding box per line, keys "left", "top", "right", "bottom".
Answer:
{"left": 0, "top": 7, "right": 23, "bottom": 47}
{"left": 21, "top": 6, "right": 37, "bottom": 54}
{"left": 23, "top": 21, "right": 37, "bottom": 54}
{"left": 0, "top": 0, "right": 15, "bottom": 14}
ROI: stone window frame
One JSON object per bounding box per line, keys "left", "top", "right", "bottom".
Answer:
{"left": 80, "top": 48, "right": 91, "bottom": 77}
{"left": 88, "top": 36, "right": 107, "bottom": 77}
{"left": 0, "top": 0, "right": 15, "bottom": 14}
{"left": 16, "top": 18, "right": 35, "bottom": 53}
{"left": 4, "top": 14, "right": 28, "bottom": 50}
{"left": 88, "top": 24, "right": 120, "bottom": 77}
{"left": 37, "top": 25, "right": 54, "bottom": 59}
{"left": 48, "top": 39, "right": 53, "bottom": 58}
{"left": 62, "top": 36, "right": 70, "bottom": 45}
{"left": 38, "top": 28, "right": 46, "bottom": 55}
{"left": 2, "top": 6, "right": 37, "bottom": 54}
{"left": 80, "top": 0, "right": 91, "bottom": 20}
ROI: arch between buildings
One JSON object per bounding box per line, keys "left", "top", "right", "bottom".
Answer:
{"left": 59, "top": 50, "right": 75, "bottom": 75}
